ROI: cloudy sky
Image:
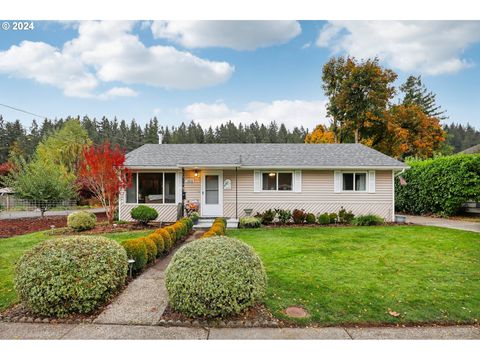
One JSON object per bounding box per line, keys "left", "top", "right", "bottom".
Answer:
{"left": 0, "top": 20, "right": 479, "bottom": 129}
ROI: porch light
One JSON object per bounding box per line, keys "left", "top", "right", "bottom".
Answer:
{"left": 269, "top": 172, "right": 276, "bottom": 177}
{"left": 194, "top": 170, "right": 199, "bottom": 177}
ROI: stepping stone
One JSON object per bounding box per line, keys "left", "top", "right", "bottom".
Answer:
{"left": 284, "top": 306, "right": 309, "bottom": 318}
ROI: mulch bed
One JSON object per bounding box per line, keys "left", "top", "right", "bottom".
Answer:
{"left": 159, "top": 304, "right": 281, "bottom": 328}
{"left": 0, "top": 213, "right": 109, "bottom": 238}
{"left": 262, "top": 222, "right": 412, "bottom": 228}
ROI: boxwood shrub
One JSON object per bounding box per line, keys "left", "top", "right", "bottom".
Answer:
{"left": 130, "top": 205, "right": 158, "bottom": 225}
{"left": 317, "top": 213, "right": 330, "bottom": 225}
{"left": 165, "top": 236, "right": 267, "bottom": 318}
{"left": 156, "top": 228, "right": 173, "bottom": 252}
{"left": 122, "top": 238, "right": 148, "bottom": 272}
{"left": 67, "top": 211, "right": 96, "bottom": 231}
{"left": 15, "top": 236, "right": 127, "bottom": 317}
{"left": 147, "top": 233, "right": 164, "bottom": 256}
{"left": 142, "top": 237, "right": 157, "bottom": 264}
{"left": 395, "top": 154, "right": 480, "bottom": 216}
{"left": 305, "top": 212, "right": 316, "bottom": 224}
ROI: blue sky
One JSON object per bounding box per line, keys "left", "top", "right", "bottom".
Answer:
{"left": 0, "top": 20, "right": 479, "bottom": 130}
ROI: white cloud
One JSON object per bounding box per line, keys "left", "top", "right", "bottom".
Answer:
{"left": 99, "top": 87, "right": 138, "bottom": 100}
{"left": 151, "top": 21, "right": 301, "bottom": 50}
{"left": 0, "top": 21, "right": 234, "bottom": 98}
{"left": 316, "top": 21, "right": 480, "bottom": 75}
{"left": 0, "top": 41, "right": 98, "bottom": 98}
{"left": 183, "top": 99, "right": 327, "bottom": 130}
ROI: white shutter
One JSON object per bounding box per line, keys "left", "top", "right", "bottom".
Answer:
{"left": 254, "top": 171, "right": 261, "bottom": 192}
{"left": 294, "top": 170, "right": 302, "bottom": 192}
{"left": 175, "top": 172, "right": 183, "bottom": 204}
{"left": 334, "top": 171, "right": 342, "bottom": 193}
{"left": 368, "top": 170, "right": 376, "bottom": 193}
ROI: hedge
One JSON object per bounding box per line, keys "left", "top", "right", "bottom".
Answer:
{"left": 395, "top": 154, "right": 480, "bottom": 216}
{"left": 202, "top": 218, "right": 227, "bottom": 238}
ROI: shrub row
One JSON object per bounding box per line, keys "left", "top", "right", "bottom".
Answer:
{"left": 395, "top": 154, "right": 480, "bottom": 216}
{"left": 122, "top": 217, "right": 194, "bottom": 273}
{"left": 202, "top": 218, "right": 227, "bottom": 238}
{"left": 251, "top": 207, "right": 385, "bottom": 226}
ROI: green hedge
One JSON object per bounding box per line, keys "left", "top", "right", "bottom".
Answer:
{"left": 395, "top": 154, "right": 480, "bottom": 216}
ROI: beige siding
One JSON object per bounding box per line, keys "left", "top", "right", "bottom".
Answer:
{"left": 223, "top": 170, "right": 393, "bottom": 220}
{"left": 184, "top": 169, "right": 201, "bottom": 202}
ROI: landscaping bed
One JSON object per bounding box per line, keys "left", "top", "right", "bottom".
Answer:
{"left": 229, "top": 226, "right": 480, "bottom": 326}
{"left": 0, "top": 213, "right": 108, "bottom": 238}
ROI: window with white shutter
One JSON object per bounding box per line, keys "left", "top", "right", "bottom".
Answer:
{"left": 294, "top": 170, "right": 302, "bottom": 192}
{"left": 334, "top": 171, "right": 342, "bottom": 193}
{"left": 368, "top": 170, "right": 376, "bottom": 193}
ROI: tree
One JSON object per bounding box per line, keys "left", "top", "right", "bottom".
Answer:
{"left": 400, "top": 75, "right": 447, "bottom": 120}
{"left": 304, "top": 124, "right": 335, "bottom": 144}
{"left": 36, "top": 118, "right": 91, "bottom": 174}
{"left": 4, "top": 157, "right": 76, "bottom": 217}
{"left": 372, "top": 104, "right": 446, "bottom": 159}
{"left": 78, "top": 142, "right": 131, "bottom": 223}
{"left": 322, "top": 56, "right": 397, "bottom": 143}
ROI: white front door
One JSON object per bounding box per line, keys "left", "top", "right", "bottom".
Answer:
{"left": 201, "top": 171, "right": 223, "bottom": 217}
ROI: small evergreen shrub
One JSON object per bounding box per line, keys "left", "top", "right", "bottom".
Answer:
{"left": 292, "top": 209, "right": 307, "bottom": 224}
{"left": 202, "top": 217, "right": 227, "bottom": 238}
{"left": 317, "top": 213, "right": 330, "bottom": 225}
{"left": 239, "top": 217, "right": 261, "bottom": 228}
{"left": 15, "top": 236, "right": 127, "bottom": 317}
{"left": 147, "top": 233, "right": 164, "bottom": 256}
{"left": 164, "top": 226, "right": 177, "bottom": 242}
{"left": 165, "top": 236, "right": 267, "bottom": 318}
{"left": 156, "top": 228, "right": 173, "bottom": 252}
{"left": 130, "top": 205, "right": 158, "bottom": 225}
{"left": 305, "top": 213, "right": 316, "bottom": 224}
{"left": 338, "top": 207, "right": 355, "bottom": 224}
{"left": 352, "top": 214, "right": 385, "bottom": 226}
{"left": 122, "top": 238, "right": 148, "bottom": 272}
{"left": 275, "top": 209, "right": 292, "bottom": 224}
{"left": 142, "top": 237, "right": 157, "bottom": 263}
{"left": 67, "top": 211, "right": 96, "bottom": 231}
{"left": 329, "top": 212, "right": 338, "bottom": 223}
{"left": 256, "top": 209, "right": 275, "bottom": 225}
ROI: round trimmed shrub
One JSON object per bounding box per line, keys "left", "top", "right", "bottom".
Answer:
{"left": 130, "top": 205, "right": 158, "bottom": 225}
{"left": 15, "top": 236, "right": 127, "bottom": 317}
{"left": 67, "top": 211, "right": 96, "bottom": 231}
{"left": 306, "top": 213, "right": 316, "bottom": 224}
{"left": 164, "top": 226, "right": 177, "bottom": 241}
{"left": 123, "top": 238, "right": 148, "bottom": 272}
{"left": 156, "top": 228, "right": 173, "bottom": 252}
{"left": 317, "top": 213, "right": 330, "bottom": 225}
{"left": 147, "top": 233, "right": 164, "bottom": 256}
{"left": 351, "top": 214, "right": 385, "bottom": 226}
{"left": 142, "top": 237, "right": 157, "bottom": 263}
{"left": 165, "top": 236, "right": 267, "bottom": 318}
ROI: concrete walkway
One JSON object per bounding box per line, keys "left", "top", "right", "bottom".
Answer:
{"left": 0, "top": 322, "right": 478, "bottom": 340}
{"left": 406, "top": 215, "right": 480, "bottom": 233}
{"left": 0, "top": 207, "right": 105, "bottom": 220}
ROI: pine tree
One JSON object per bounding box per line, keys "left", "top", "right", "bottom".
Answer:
{"left": 400, "top": 75, "right": 448, "bottom": 120}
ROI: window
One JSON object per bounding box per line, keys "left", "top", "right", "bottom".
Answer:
{"left": 262, "top": 172, "right": 292, "bottom": 191}
{"left": 342, "top": 172, "right": 366, "bottom": 192}
{"left": 126, "top": 172, "right": 176, "bottom": 204}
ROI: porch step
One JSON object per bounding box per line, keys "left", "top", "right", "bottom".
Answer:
{"left": 193, "top": 218, "right": 239, "bottom": 229}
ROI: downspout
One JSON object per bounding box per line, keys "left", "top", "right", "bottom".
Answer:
{"left": 181, "top": 167, "right": 185, "bottom": 218}
{"left": 235, "top": 166, "right": 238, "bottom": 219}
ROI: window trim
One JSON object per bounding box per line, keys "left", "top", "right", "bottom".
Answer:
{"left": 125, "top": 171, "right": 177, "bottom": 205}
{"left": 341, "top": 171, "right": 368, "bottom": 192}
{"left": 261, "top": 171, "right": 294, "bottom": 192}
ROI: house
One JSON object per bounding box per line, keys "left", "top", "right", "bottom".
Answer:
{"left": 119, "top": 143, "right": 408, "bottom": 223}
{"left": 460, "top": 144, "right": 480, "bottom": 154}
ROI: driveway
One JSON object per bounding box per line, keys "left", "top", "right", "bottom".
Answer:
{"left": 406, "top": 215, "right": 480, "bottom": 233}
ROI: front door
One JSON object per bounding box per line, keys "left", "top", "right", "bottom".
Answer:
{"left": 201, "top": 171, "right": 223, "bottom": 217}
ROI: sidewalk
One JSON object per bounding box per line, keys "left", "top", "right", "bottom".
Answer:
{"left": 0, "top": 322, "right": 478, "bottom": 340}
{"left": 406, "top": 215, "right": 480, "bottom": 233}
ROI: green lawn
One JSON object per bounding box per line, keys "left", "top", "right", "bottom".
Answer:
{"left": 0, "top": 229, "right": 154, "bottom": 311}
{"left": 228, "top": 226, "right": 480, "bottom": 326}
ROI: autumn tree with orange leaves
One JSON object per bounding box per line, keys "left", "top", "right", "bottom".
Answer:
{"left": 304, "top": 124, "right": 335, "bottom": 144}
{"left": 79, "top": 142, "right": 131, "bottom": 223}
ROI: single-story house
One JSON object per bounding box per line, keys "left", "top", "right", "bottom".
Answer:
{"left": 119, "top": 143, "right": 408, "bottom": 222}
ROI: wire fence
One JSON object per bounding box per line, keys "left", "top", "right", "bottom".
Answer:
{"left": 0, "top": 196, "right": 77, "bottom": 212}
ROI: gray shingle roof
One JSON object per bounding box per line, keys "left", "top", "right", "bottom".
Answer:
{"left": 125, "top": 143, "right": 407, "bottom": 168}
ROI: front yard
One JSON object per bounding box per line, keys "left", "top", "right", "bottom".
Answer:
{"left": 0, "top": 229, "right": 154, "bottom": 311}
{"left": 229, "top": 226, "right": 480, "bottom": 326}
